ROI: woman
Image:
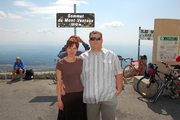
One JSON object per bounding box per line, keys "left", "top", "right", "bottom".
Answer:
{"left": 56, "top": 37, "right": 87, "bottom": 120}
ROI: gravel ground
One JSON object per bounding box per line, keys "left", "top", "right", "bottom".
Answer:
{"left": 0, "top": 79, "right": 180, "bottom": 120}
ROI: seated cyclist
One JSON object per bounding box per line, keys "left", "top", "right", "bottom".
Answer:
{"left": 12, "top": 57, "right": 25, "bottom": 81}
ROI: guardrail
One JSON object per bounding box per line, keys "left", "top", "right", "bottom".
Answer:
{"left": 0, "top": 71, "right": 56, "bottom": 79}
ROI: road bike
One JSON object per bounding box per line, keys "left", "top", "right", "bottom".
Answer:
{"left": 123, "top": 58, "right": 147, "bottom": 80}
{"left": 137, "top": 61, "right": 180, "bottom": 103}
{"left": 153, "top": 62, "right": 180, "bottom": 103}
{"left": 137, "top": 62, "right": 159, "bottom": 98}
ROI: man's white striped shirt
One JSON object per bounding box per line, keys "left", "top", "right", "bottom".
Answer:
{"left": 80, "top": 48, "right": 122, "bottom": 104}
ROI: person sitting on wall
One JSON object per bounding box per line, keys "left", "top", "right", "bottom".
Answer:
{"left": 12, "top": 57, "right": 25, "bottom": 81}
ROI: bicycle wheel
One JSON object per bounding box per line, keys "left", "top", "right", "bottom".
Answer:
{"left": 137, "top": 76, "right": 159, "bottom": 98}
{"left": 153, "top": 84, "right": 165, "bottom": 103}
{"left": 123, "top": 65, "right": 134, "bottom": 80}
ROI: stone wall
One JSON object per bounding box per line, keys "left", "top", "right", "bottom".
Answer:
{"left": 0, "top": 71, "right": 56, "bottom": 79}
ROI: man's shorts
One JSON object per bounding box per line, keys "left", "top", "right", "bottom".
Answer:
{"left": 16, "top": 69, "right": 25, "bottom": 74}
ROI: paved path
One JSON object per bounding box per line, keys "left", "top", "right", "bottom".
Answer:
{"left": 0, "top": 79, "right": 180, "bottom": 120}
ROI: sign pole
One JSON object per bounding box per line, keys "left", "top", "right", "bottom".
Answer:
{"left": 74, "top": 4, "right": 76, "bottom": 36}
{"left": 138, "top": 26, "right": 141, "bottom": 60}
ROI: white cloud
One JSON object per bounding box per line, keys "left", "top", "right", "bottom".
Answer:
{"left": 13, "top": 1, "right": 35, "bottom": 7}
{"left": 0, "top": 28, "right": 9, "bottom": 32}
{"left": 42, "top": 17, "right": 52, "bottom": 20}
{"left": 7, "top": 13, "right": 23, "bottom": 19}
{"left": 0, "top": 0, "right": 89, "bottom": 20}
{"left": 100, "top": 21, "right": 124, "bottom": 28}
{"left": 13, "top": 0, "right": 88, "bottom": 19}
{"left": 0, "top": 11, "right": 23, "bottom": 19}
{"left": 36, "top": 29, "right": 52, "bottom": 33}
{"left": 29, "top": 5, "right": 73, "bottom": 15}
{"left": 13, "top": 29, "right": 28, "bottom": 34}
{"left": 0, "top": 11, "right": 7, "bottom": 19}
{"left": 54, "top": 0, "right": 88, "bottom": 6}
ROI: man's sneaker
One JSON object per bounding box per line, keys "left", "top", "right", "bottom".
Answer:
{"left": 20, "top": 78, "right": 24, "bottom": 81}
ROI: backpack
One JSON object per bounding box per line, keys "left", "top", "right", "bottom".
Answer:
{"left": 25, "top": 69, "right": 34, "bottom": 80}
{"left": 144, "top": 62, "right": 158, "bottom": 78}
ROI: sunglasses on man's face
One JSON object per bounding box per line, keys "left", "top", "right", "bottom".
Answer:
{"left": 90, "top": 37, "right": 101, "bottom": 41}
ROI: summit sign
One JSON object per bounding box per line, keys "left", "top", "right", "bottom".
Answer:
{"left": 56, "top": 13, "right": 95, "bottom": 28}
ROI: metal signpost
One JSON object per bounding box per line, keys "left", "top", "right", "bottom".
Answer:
{"left": 74, "top": 4, "right": 76, "bottom": 36}
{"left": 138, "top": 27, "right": 154, "bottom": 59}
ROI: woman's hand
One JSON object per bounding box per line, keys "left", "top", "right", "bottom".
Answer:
{"left": 58, "top": 100, "right": 64, "bottom": 110}
{"left": 77, "top": 36, "right": 84, "bottom": 43}
{"left": 61, "top": 83, "right": 66, "bottom": 95}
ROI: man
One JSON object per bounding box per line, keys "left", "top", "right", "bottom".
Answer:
{"left": 80, "top": 30, "right": 123, "bottom": 120}
{"left": 57, "top": 35, "right": 90, "bottom": 59}
{"left": 12, "top": 57, "right": 25, "bottom": 81}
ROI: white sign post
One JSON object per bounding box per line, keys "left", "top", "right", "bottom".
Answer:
{"left": 138, "top": 27, "right": 154, "bottom": 59}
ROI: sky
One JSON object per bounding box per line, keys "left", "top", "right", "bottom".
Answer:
{"left": 0, "top": 0, "right": 180, "bottom": 59}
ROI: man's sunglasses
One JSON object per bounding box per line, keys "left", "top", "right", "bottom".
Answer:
{"left": 90, "top": 37, "right": 101, "bottom": 41}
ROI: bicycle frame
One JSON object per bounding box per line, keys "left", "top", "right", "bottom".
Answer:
{"left": 155, "top": 71, "right": 165, "bottom": 82}
{"left": 122, "top": 58, "right": 133, "bottom": 68}
{"left": 155, "top": 69, "right": 178, "bottom": 85}
{"left": 123, "top": 58, "right": 146, "bottom": 81}
{"left": 130, "top": 60, "right": 145, "bottom": 74}
{"left": 156, "top": 68, "right": 180, "bottom": 84}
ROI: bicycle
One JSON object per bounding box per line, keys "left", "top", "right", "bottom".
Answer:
{"left": 117, "top": 56, "right": 128, "bottom": 84}
{"left": 137, "top": 62, "right": 159, "bottom": 98}
{"left": 153, "top": 62, "right": 180, "bottom": 103}
{"left": 123, "top": 58, "right": 147, "bottom": 80}
{"left": 137, "top": 61, "right": 180, "bottom": 103}
{"left": 166, "top": 64, "right": 180, "bottom": 97}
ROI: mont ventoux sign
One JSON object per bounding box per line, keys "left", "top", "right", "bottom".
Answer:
{"left": 56, "top": 13, "right": 95, "bottom": 28}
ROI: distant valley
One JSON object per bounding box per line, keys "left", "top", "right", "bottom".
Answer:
{"left": 0, "top": 45, "right": 62, "bottom": 72}
{"left": 0, "top": 44, "right": 152, "bottom": 72}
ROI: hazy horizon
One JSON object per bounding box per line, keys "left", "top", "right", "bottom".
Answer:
{"left": 0, "top": 42, "right": 153, "bottom": 73}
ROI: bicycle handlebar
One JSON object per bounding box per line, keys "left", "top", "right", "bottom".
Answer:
{"left": 161, "top": 61, "right": 179, "bottom": 72}
{"left": 123, "top": 58, "right": 133, "bottom": 62}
